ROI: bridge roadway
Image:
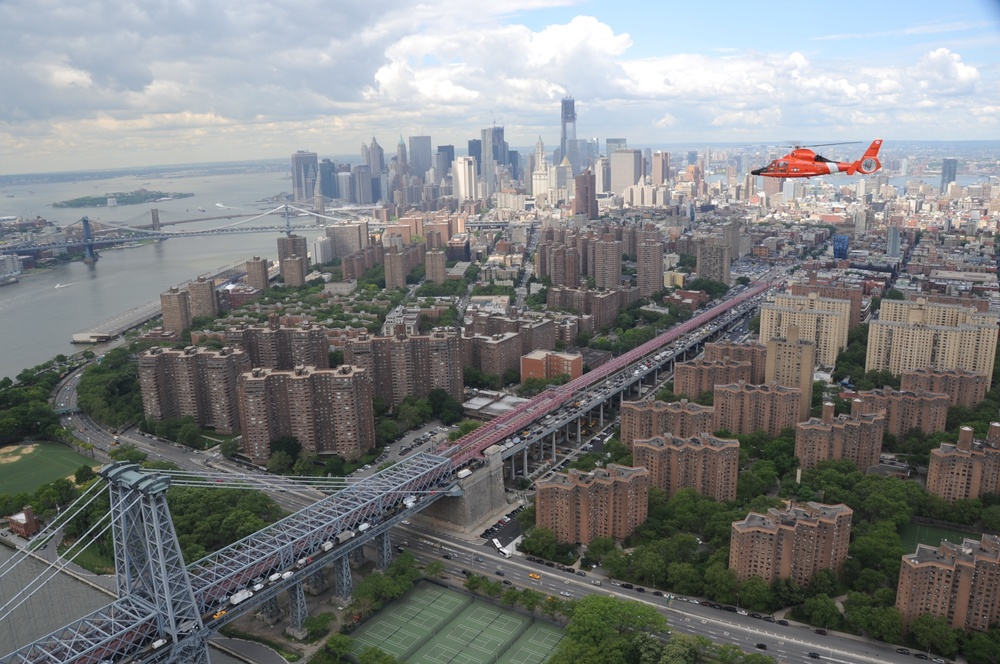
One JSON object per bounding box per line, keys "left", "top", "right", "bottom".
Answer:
{"left": 444, "top": 281, "right": 772, "bottom": 469}
{"left": 0, "top": 453, "right": 455, "bottom": 664}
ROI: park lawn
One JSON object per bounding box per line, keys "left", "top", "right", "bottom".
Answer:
{"left": 0, "top": 442, "right": 98, "bottom": 496}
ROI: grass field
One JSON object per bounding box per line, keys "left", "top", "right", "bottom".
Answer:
{"left": 0, "top": 443, "right": 98, "bottom": 495}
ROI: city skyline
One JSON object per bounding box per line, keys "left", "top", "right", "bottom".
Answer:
{"left": 2, "top": 0, "right": 999, "bottom": 175}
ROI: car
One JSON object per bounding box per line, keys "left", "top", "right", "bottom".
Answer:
{"left": 611, "top": 581, "right": 622, "bottom": 587}
{"left": 750, "top": 613, "right": 762, "bottom": 619}
{"left": 814, "top": 628, "right": 826, "bottom": 635}
{"left": 808, "top": 654, "right": 820, "bottom": 659}
{"left": 913, "top": 656, "right": 928, "bottom": 661}
{"left": 635, "top": 587, "right": 646, "bottom": 593}
{"left": 931, "top": 659, "right": 946, "bottom": 664}
{"left": 529, "top": 573, "right": 541, "bottom": 580}
{"left": 699, "top": 600, "right": 712, "bottom": 606}
{"left": 776, "top": 619, "right": 789, "bottom": 626}
{"left": 895, "top": 648, "right": 910, "bottom": 655}
{"left": 755, "top": 643, "right": 767, "bottom": 650}
{"left": 622, "top": 583, "right": 634, "bottom": 589}
{"left": 652, "top": 590, "right": 663, "bottom": 597}
{"left": 474, "top": 556, "right": 484, "bottom": 562}
{"left": 576, "top": 571, "right": 586, "bottom": 577}
{"left": 559, "top": 591, "right": 571, "bottom": 597}
{"left": 545, "top": 562, "right": 555, "bottom": 567}
{"left": 442, "top": 554, "right": 452, "bottom": 559}
{"left": 502, "top": 580, "right": 512, "bottom": 586}
{"left": 495, "top": 571, "right": 505, "bottom": 577}
{"left": 212, "top": 610, "right": 227, "bottom": 620}
{"left": 762, "top": 616, "right": 775, "bottom": 623}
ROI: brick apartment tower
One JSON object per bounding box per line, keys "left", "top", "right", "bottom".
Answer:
{"left": 851, "top": 387, "right": 949, "bottom": 441}
{"left": 235, "top": 317, "right": 330, "bottom": 370}
{"left": 281, "top": 255, "right": 308, "bottom": 287}
{"left": 187, "top": 276, "right": 218, "bottom": 320}
{"left": 795, "top": 401, "right": 884, "bottom": 471}
{"left": 760, "top": 293, "right": 850, "bottom": 367}
{"left": 238, "top": 365, "right": 374, "bottom": 464}
{"left": 245, "top": 256, "right": 270, "bottom": 291}
{"left": 765, "top": 324, "right": 815, "bottom": 421}
{"left": 277, "top": 235, "right": 308, "bottom": 271}
{"left": 926, "top": 424, "right": 1000, "bottom": 502}
{"left": 674, "top": 358, "right": 753, "bottom": 401}
{"left": 632, "top": 433, "right": 740, "bottom": 501}
{"left": 426, "top": 250, "right": 447, "bottom": 285}
{"left": 713, "top": 382, "right": 801, "bottom": 436}
{"left": 900, "top": 368, "right": 990, "bottom": 409}
{"left": 637, "top": 240, "right": 664, "bottom": 298}
{"left": 619, "top": 400, "right": 715, "bottom": 447}
{"left": 730, "top": 502, "right": 853, "bottom": 585}
{"left": 138, "top": 346, "right": 249, "bottom": 434}
{"left": 593, "top": 235, "right": 622, "bottom": 289}
{"left": 704, "top": 341, "right": 768, "bottom": 383}
{"left": 160, "top": 287, "right": 191, "bottom": 335}
{"left": 535, "top": 464, "right": 649, "bottom": 545}
{"left": 896, "top": 534, "right": 1000, "bottom": 632}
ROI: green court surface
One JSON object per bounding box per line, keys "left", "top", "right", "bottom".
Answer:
{"left": 0, "top": 443, "right": 97, "bottom": 495}
{"left": 351, "top": 582, "right": 563, "bottom": 664}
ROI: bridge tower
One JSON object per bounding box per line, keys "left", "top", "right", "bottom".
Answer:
{"left": 103, "top": 462, "right": 209, "bottom": 663}
{"left": 150, "top": 208, "right": 161, "bottom": 232}
{"left": 80, "top": 216, "right": 98, "bottom": 263}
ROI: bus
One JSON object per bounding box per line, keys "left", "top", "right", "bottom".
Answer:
{"left": 492, "top": 538, "right": 512, "bottom": 558}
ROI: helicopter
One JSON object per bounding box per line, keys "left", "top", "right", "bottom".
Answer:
{"left": 751, "top": 139, "right": 882, "bottom": 178}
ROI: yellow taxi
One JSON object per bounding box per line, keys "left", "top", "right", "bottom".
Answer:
{"left": 529, "top": 573, "right": 541, "bottom": 580}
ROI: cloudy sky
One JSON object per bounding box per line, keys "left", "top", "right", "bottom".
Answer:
{"left": 2, "top": 0, "right": 998, "bottom": 174}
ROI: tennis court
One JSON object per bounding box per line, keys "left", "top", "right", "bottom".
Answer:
{"left": 350, "top": 581, "right": 563, "bottom": 663}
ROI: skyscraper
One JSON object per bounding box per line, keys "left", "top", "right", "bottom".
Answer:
{"left": 318, "top": 158, "right": 338, "bottom": 200}
{"left": 408, "top": 135, "right": 432, "bottom": 182}
{"left": 765, "top": 325, "right": 816, "bottom": 421}
{"left": 610, "top": 149, "right": 642, "bottom": 195}
{"left": 887, "top": 225, "right": 900, "bottom": 258}
{"left": 245, "top": 256, "right": 269, "bottom": 292}
{"left": 940, "top": 158, "right": 958, "bottom": 194}
{"left": 651, "top": 151, "right": 670, "bottom": 186}
{"left": 560, "top": 97, "right": 577, "bottom": 165}
{"left": 695, "top": 238, "right": 731, "bottom": 285}
{"left": 606, "top": 138, "right": 627, "bottom": 155}
{"left": 187, "top": 276, "right": 218, "bottom": 320}
{"left": 453, "top": 156, "right": 477, "bottom": 204}
{"left": 290, "top": 150, "right": 318, "bottom": 202}
{"left": 572, "top": 169, "right": 598, "bottom": 219}
{"left": 467, "top": 139, "right": 482, "bottom": 176}
{"left": 277, "top": 235, "right": 308, "bottom": 269}
{"left": 636, "top": 240, "right": 664, "bottom": 297}
{"left": 593, "top": 235, "right": 622, "bottom": 289}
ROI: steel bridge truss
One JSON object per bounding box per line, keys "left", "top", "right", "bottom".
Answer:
{"left": 1, "top": 453, "right": 453, "bottom": 664}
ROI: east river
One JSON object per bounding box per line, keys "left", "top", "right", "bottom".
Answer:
{"left": 0, "top": 168, "right": 300, "bottom": 661}
{"left": 0, "top": 167, "right": 322, "bottom": 381}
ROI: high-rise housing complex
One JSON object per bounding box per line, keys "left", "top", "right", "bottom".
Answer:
{"left": 312, "top": 235, "right": 332, "bottom": 266}
{"left": 730, "top": 502, "right": 853, "bottom": 585}
{"left": 138, "top": 346, "right": 249, "bottom": 435}
{"left": 535, "top": 465, "right": 649, "bottom": 545}
{"left": 326, "top": 222, "right": 369, "bottom": 258}
{"left": 291, "top": 150, "right": 318, "bottom": 202}
{"left": 795, "top": 401, "right": 884, "bottom": 471}
{"left": 520, "top": 350, "right": 583, "bottom": 382}
{"left": 232, "top": 318, "right": 330, "bottom": 371}
{"left": 852, "top": 386, "right": 950, "bottom": 441}
{"left": 926, "top": 425, "right": 1000, "bottom": 502}
{"left": 789, "top": 281, "right": 864, "bottom": 328}
{"left": 610, "top": 149, "right": 642, "bottom": 195}
{"left": 276, "top": 235, "right": 308, "bottom": 282}
{"left": 633, "top": 433, "right": 740, "bottom": 502}
{"left": 674, "top": 358, "right": 753, "bottom": 400}
{"left": 940, "top": 158, "right": 958, "bottom": 194}
{"left": 704, "top": 342, "right": 768, "bottom": 384}
{"left": 695, "top": 238, "right": 731, "bottom": 285}
{"left": 238, "top": 365, "right": 374, "bottom": 464}
{"left": 619, "top": 400, "right": 715, "bottom": 446}
{"left": 160, "top": 287, "right": 191, "bottom": 335}
{"left": 187, "top": 276, "right": 218, "bottom": 320}
{"left": 901, "top": 368, "right": 989, "bottom": 409}
{"left": 343, "top": 329, "right": 464, "bottom": 409}
{"left": 281, "top": 256, "right": 308, "bottom": 287}
{"left": 384, "top": 246, "right": 408, "bottom": 290}
{"left": 896, "top": 534, "right": 1000, "bottom": 632}
{"left": 765, "top": 325, "right": 815, "bottom": 421}
{"left": 426, "top": 250, "right": 447, "bottom": 285}
{"left": 713, "top": 382, "right": 801, "bottom": 436}
{"left": 245, "top": 256, "right": 269, "bottom": 292}
{"left": 572, "top": 170, "right": 598, "bottom": 219}
{"left": 759, "top": 293, "right": 850, "bottom": 367}
{"left": 866, "top": 299, "right": 999, "bottom": 375}
{"left": 593, "top": 235, "right": 622, "bottom": 289}
{"left": 636, "top": 240, "right": 664, "bottom": 298}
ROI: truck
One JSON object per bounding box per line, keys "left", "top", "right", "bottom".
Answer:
{"left": 456, "top": 469, "right": 472, "bottom": 479}
{"left": 280, "top": 571, "right": 293, "bottom": 580}
{"left": 229, "top": 589, "right": 254, "bottom": 606}
{"left": 336, "top": 530, "right": 355, "bottom": 544}
{"left": 321, "top": 540, "right": 335, "bottom": 552}
{"left": 357, "top": 522, "right": 371, "bottom": 533}
{"left": 296, "top": 557, "right": 313, "bottom": 569}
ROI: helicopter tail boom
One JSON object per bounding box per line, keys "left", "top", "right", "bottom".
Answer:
{"left": 847, "top": 138, "right": 883, "bottom": 175}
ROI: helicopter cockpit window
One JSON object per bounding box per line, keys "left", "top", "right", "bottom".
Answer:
{"left": 777, "top": 162, "right": 788, "bottom": 171}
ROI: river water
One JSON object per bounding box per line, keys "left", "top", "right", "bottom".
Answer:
{"left": 0, "top": 167, "right": 337, "bottom": 381}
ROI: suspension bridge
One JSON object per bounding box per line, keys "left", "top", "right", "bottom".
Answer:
{"left": 0, "top": 455, "right": 458, "bottom": 664}
{"left": 0, "top": 203, "right": 376, "bottom": 263}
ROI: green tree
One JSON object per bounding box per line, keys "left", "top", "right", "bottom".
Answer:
{"left": 703, "top": 563, "right": 739, "bottom": 604}
{"left": 424, "top": 560, "right": 445, "bottom": 577}
{"left": 658, "top": 634, "right": 711, "bottom": 664}
{"left": 270, "top": 436, "right": 302, "bottom": 461}
{"left": 585, "top": 536, "right": 616, "bottom": 564}
{"left": 74, "top": 465, "right": 96, "bottom": 484}
{"left": 219, "top": 438, "right": 239, "bottom": 459}
{"left": 910, "top": 614, "right": 960, "bottom": 657}
{"left": 323, "top": 633, "right": 354, "bottom": 659}
{"left": 521, "top": 527, "right": 558, "bottom": 560}
{"left": 357, "top": 645, "right": 398, "bottom": 664}
{"left": 108, "top": 443, "right": 147, "bottom": 464}
{"left": 266, "top": 450, "right": 293, "bottom": 474}
{"left": 739, "top": 576, "right": 773, "bottom": 612}
{"left": 801, "top": 594, "right": 841, "bottom": 629}
{"left": 553, "top": 594, "right": 667, "bottom": 664}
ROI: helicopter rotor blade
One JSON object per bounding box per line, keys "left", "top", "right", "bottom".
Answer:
{"left": 786, "top": 141, "right": 865, "bottom": 149}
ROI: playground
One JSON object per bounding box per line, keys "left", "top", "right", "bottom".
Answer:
{"left": 0, "top": 443, "right": 96, "bottom": 495}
